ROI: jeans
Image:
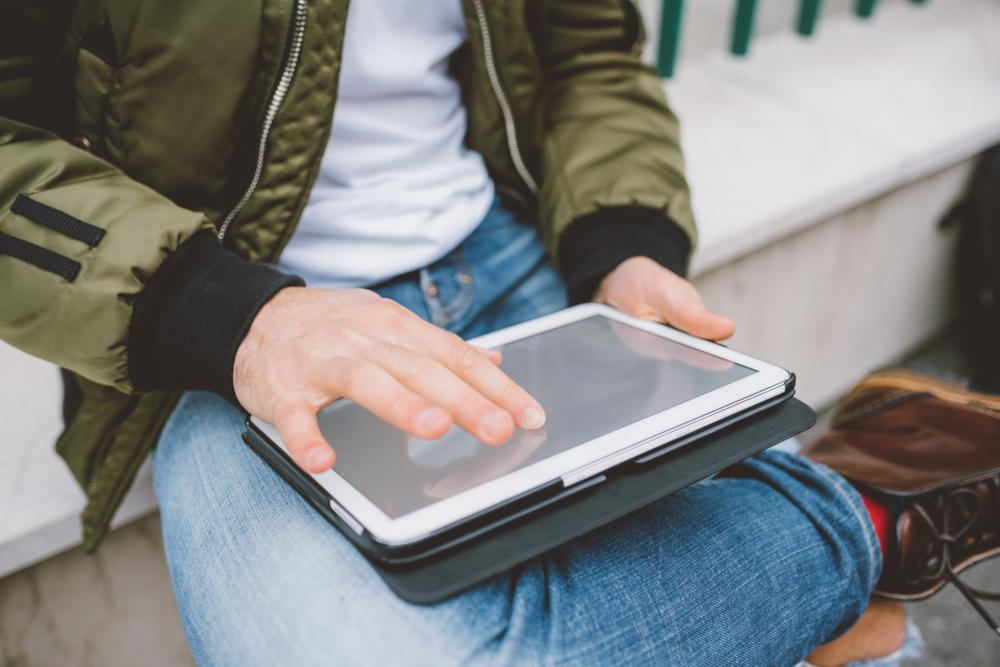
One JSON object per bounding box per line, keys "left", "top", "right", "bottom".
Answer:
{"left": 154, "top": 198, "right": 881, "bottom": 666}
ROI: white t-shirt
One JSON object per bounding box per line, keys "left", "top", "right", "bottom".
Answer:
{"left": 278, "top": 0, "right": 495, "bottom": 289}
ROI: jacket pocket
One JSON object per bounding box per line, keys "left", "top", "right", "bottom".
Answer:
{"left": 74, "top": 37, "right": 116, "bottom": 153}
{"left": 55, "top": 375, "right": 139, "bottom": 492}
{"left": 79, "top": 20, "right": 118, "bottom": 68}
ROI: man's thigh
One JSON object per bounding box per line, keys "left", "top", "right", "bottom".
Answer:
{"left": 151, "top": 206, "right": 574, "bottom": 665}
{"left": 153, "top": 392, "right": 874, "bottom": 666}
{"left": 153, "top": 391, "right": 518, "bottom": 666}
{"left": 152, "top": 200, "right": 874, "bottom": 665}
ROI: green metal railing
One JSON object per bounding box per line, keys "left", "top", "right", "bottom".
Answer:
{"left": 656, "top": 0, "right": 931, "bottom": 78}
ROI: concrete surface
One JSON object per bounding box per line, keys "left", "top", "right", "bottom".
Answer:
{"left": 0, "top": 515, "right": 191, "bottom": 667}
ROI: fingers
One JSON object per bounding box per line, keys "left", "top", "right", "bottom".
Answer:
{"left": 473, "top": 345, "right": 503, "bottom": 366}
{"left": 405, "top": 326, "right": 545, "bottom": 432}
{"left": 321, "top": 358, "right": 453, "bottom": 441}
{"left": 369, "top": 343, "right": 519, "bottom": 446}
{"left": 277, "top": 359, "right": 455, "bottom": 472}
{"left": 249, "top": 291, "right": 534, "bottom": 471}
{"left": 274, "top": 404, "right": 336, "bottom": 473}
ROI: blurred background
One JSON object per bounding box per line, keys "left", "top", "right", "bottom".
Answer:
{"left": 2, "top": 0, "right": 999, "bottom": 664}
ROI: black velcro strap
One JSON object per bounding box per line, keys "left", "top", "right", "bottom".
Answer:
{"left": 0, "top": 232, "right": 81, "bottom": 281}
{"left": 11, "top": 194, "right": 106, "bottom": 247}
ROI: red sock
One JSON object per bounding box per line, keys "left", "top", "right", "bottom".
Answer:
{"left": 858, "top": 490, "right": 893, "bottom": 555}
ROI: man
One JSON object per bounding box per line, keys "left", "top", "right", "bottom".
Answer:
{"left": 2, "top": 1, "right": 998, "bottom": 664}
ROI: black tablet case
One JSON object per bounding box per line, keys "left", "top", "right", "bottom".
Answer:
{"left": 244, "top": 395, "right": 815, "bottom": 604}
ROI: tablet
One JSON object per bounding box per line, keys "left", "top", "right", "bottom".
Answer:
{"left": 249, "top": 303, "right": 791, "bottom": 550}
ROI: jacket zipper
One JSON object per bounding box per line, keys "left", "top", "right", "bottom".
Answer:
{"left": 85, "top": 397, "right": 138, "bottom": 495}
{"left": 218, "top": 0, "right": 308, "bottom": 241}
{"left": 221, "top": 1, "right": 532, "bottom": 240}
{"left": 471, "top": 0, "right": 539, "bottom": 195}
{"left": 86, "top": 435, "right": 113, "bottom": 495}
{"left": 84, "top": 3, "right": 307, "bottom": 495}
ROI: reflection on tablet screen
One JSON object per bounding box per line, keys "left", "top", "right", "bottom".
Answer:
{"left": 318, "top": 316, "right": 754, "bottom": 518}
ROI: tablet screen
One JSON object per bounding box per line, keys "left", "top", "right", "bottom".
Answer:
{"left": 317, "top": 315, "right": 755, "bottom": 519}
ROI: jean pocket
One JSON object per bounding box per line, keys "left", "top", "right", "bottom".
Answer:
{"left": 422, "top": 257, "right": 476, "bottom": 330}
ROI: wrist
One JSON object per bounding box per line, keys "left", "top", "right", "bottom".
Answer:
{"left": 594, "top": 256, "right": 658, "bottom": 303}
{"left": 233, "top": 286, "right": 302, "bottom": 400}
{"left": 557, "top": 207, "right": 692, "bottom": 305}
{"left": 128, "top": 232, "right": 304, "bottom": 401}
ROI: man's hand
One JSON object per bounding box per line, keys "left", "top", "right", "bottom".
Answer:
{"left": 594, "top": 256, "right": 735, "bottom": 341}
{"left": 234, "top": 287, "right": 546, "bottom": 473}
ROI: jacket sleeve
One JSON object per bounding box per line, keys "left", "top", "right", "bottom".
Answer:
{"left": 0, "top": 14, "right": 300, "bottom": 398}
{"left": 535, "top": 0, "right": 697, "bottom": 303}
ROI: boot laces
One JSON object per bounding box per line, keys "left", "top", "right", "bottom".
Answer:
{"left": 909, "top": 478, "right": 1000, "bottom": 635}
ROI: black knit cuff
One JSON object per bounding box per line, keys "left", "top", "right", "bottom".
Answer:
{"left": 558, "top": 207, "right": 692, "bottom": 305}
{"left": 128, "top": 230, "right": 304, "bottom": 402}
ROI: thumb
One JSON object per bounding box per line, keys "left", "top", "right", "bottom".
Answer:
{"left": 671, "top": 300, "right": 735, "bottom": 341}
{"left": 652, "top": 283, "right": 735, "bottom": 341}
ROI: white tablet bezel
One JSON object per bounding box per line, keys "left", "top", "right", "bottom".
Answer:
{"left": 251, "top": 303, "right": 790, "bottom": 547}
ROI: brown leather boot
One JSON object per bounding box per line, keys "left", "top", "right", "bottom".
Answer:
{"left": 803, "top": 369, "right": 1000, "bottom": 635}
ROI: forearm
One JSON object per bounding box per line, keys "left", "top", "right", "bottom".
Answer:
{"left": 0, "top": 118, "right": 209, "bottom": 390}
{"left": 536, "top": 0, "right": 696, "bottom": 302}
{"left": 129, "top": 231, "right": 303, "bottom": 401}
{"left": 557, "top": 206, "right": 691, "bottom": 304}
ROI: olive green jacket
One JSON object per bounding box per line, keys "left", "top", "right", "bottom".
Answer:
{"left": 0, "top": 0, "right": 695, "bottom": 550}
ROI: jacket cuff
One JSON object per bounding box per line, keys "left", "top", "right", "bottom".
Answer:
{"left": 128, "top": 231, "right": 304, "bottom": 402}
{"left": 557, "top": 207, "right": 692, "bottom": 305}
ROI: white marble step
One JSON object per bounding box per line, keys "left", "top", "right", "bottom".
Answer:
{"left": 3, "top": 0, "right": 1000, "bottom": 579}
{"left": 670, "top": 0, "right": 1000, "bottom": 276}
{"left": 674, "top": 0, "right": 1000, "bottom": 411}
{"left": 0, "top": 347, "right": 156, "bottom": 578}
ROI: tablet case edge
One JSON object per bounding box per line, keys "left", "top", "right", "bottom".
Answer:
{"left": 241, "top": 379, "right": 814, "bottom": 604}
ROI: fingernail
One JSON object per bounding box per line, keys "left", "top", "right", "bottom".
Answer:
{"left": 480, "top": 411, "right": 512, "bottom": 442}
{"left": 521, "top": 406, "right": 546, "bottom": 430}
{"left": 416, "top": 407, "right": 450, "bottom": 435}
{"left": 306, "top": 448, "right": 331, "bottom": 471}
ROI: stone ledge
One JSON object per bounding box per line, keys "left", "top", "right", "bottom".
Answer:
{"left": 667, "top": 0, "right": 1000, "bottom": 276}
{"left": 0, "top": 342, "right": 160, "bottom": 578}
